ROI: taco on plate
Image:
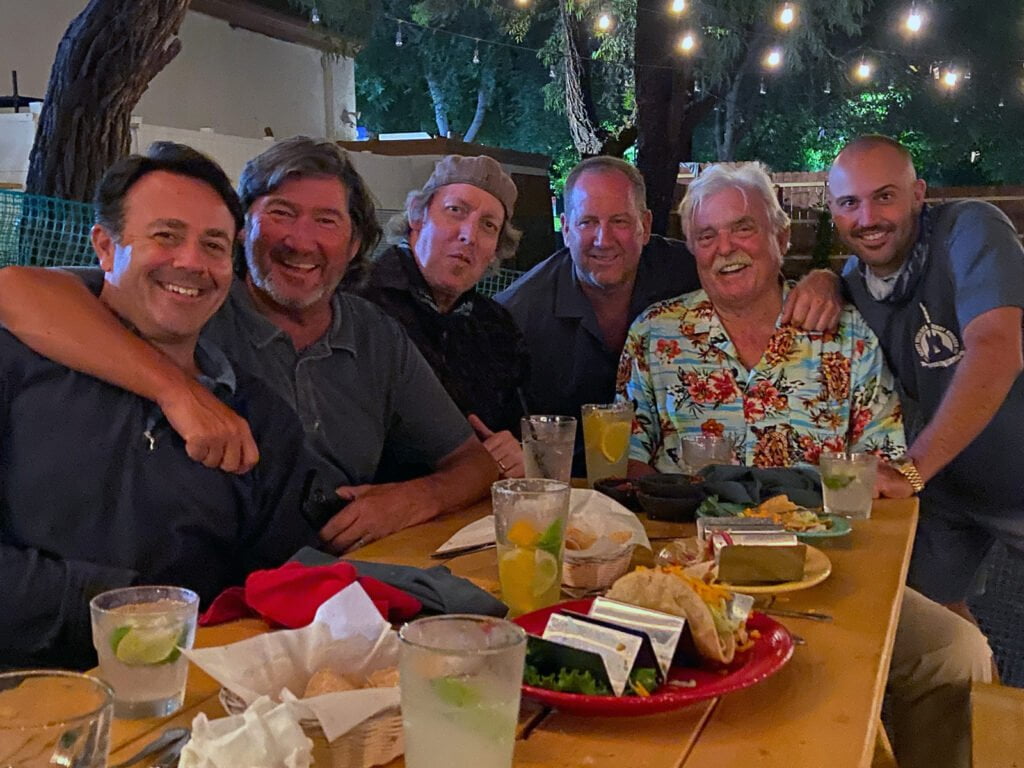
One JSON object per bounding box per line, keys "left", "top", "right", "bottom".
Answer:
{"left": 606, "top": 566, "right": 748, "bottom": 664}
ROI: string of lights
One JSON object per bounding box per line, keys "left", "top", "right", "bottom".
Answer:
{"left": 324, "top": 2, "right": 1023, "bottom": 99}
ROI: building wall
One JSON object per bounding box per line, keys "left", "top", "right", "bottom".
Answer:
{"left": 0, "top": 0, "right": 356, "bottom": 141}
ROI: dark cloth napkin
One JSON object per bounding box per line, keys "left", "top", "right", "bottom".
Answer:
{"left": 291, "top": 546, "right": 508, "bottom": 618}
{"left": 700, "top": 465, "right": 823, "bottom": 508}
{"left": 199, "top": 560, "right": 422, "bottom": 628}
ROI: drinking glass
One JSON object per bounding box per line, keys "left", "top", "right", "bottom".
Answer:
{"left": 680, "top": 434, "right": 733, "bottom": 472}
{"left": 399, "top": 615, "right": 526, "bottom": 768}
{"left": 492, "top": 478, "right": 570, "bottom": 617}
{"left": 521, "top": 415, "right": 576, "bottom": 483}
{"left": 581, "top": 402, "right": 633, "bottom": 486}
{"left": 819, "top": 452, "right": 878, "bottom": 520}
{"left": 90, "top": 585, "right": 199, "bottom": 718}
{"left": 0, "top": 670, "right": 113, "bottom": 768}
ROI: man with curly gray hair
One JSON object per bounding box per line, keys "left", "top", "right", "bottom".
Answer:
{"left": 355, "top": 154, "right": 530, "bottom": 478}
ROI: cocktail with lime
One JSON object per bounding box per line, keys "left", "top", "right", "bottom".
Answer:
{"left": 582, "top": 402, "right": 633, "bottom": 487}
{"left": 819, "top": 451, "right": 878, "bottom": 520}
{"left": 90, "top": 586, "right": 198, "bottom": 718}
{"left": 492, "top": 479, "right": 570, "bottom": 617}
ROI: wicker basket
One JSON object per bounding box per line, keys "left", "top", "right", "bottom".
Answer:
{"left": 219, "top": 688, "right": 403, "bottom": 768}
{"left": 562, "top": 545, "right": 635, "bottom": 592}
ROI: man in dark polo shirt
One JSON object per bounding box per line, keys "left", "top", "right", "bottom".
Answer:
{"left": 0, "top": 137, "right": 495, "bottom": 554}
{"left": 0, "top": 144, "right": 317, "bottom": 669}
{"left": 496, "top": 156, "right": 843, "bottom": 474}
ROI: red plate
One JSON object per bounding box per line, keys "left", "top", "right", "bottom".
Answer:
{"left": 513, "top": 598, "right": 793, "bottom": 716}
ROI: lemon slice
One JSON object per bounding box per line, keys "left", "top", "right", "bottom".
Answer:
{"left": 498, "top": 548, "right": 536, "bottom": 612}
{"left": 112, "top": 625, "right": 181, "bottom": 666}
{"left": 600, "top": 422, "right": 631, "bottom": 463}
{"left": 531, "top": 549, "right": 559, "bottom": 596}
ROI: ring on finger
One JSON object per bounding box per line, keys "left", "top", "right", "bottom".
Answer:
{"left": 497, "top": 460, "right": 508, "bottom": 473}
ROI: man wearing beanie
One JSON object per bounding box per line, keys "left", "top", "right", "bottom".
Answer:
{"left": 355, "top": 154, "right": 530, "bottom": 479}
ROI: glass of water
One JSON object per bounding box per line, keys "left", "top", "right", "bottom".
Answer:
{"left": 680, "top": 434, "right": 733, "bottom": 472}
{"left": 400, "top": 615, "right": 526, "bottom": 768}
{"left": 0, "top": 670, "right": 113, "bottom": 768}
{"left": 521, "top": 415, "right": 576, "bottom": 483}
{"left": 819, "top": 452, "right": 878, "bottom": 519}
{"left": 90, "top": 585, "right": 199, "bottom": 718}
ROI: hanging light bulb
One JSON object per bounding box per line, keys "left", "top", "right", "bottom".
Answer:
{"left": 515, "top": 0, "right": 531, "bottom": 6}
{"left": 310, "top": 6, "right": 320, "bottom": 24}
{"left": 764, "top": 48, "right": 783, "bottom": 69}
{"left": 549, "top": 65, "right": 557, "bottom": 79}
{"left": 596, "top": 12, "right": 613, "bottom": 33}
{"left": 778, "top": 3, "right": 796, "bottom": 27}
{"left": 823, "top": 80, "right": 832, "bottom": 94}
{"left": 999, "top": 97, "right": 1006, "bottom": 108}
{"left": 759, "top": 78, "right": 767, "bottom": 95}
{"left": 952, "top": 114, "right": 960, "bottom": 123}
{"left": 472, "top": 41, "right": 480, "bottom": 65}
{"left": 943, "top": 69, "right": 959, "bottom": 89}
{"left": 395, "top": 22, "right": 404, "bottom": 47}
{"left": 670, "top": 0, "right": 686, "bottom": 13}
{"left": 905, "top": 6, "right": 924, "bottom": 34}
{"left": 854, "top": 60, "right": 873, "bottom": 81}
{"left": 678, "top": 32, "right": 697, "bottom": 53}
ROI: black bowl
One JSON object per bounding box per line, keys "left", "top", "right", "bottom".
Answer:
{"left": 637, "top": 487, "right": 706, "bottom": 522}
{"left": 637, "top": 473, "right": 704, "bottom": 499}
{"left": 593, "top": 476, "right": 641, "bottom": 512}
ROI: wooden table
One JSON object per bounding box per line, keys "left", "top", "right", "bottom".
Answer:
{"left": 107, "top": 497, "right": 917, "bottom": 768}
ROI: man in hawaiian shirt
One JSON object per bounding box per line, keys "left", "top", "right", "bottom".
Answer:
{"left": 618, "top": 161, "right": 904, "bottom": 475}
{"left": 617, "top": 160, "right": 991, "bottom": 768}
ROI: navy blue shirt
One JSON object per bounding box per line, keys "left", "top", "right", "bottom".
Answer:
{"left": 843, "top": 201, "right": 1024, "bottom": 518}
{"left": 0, "top": 334, "right": 318, "bottom": 669}
{"left": 495, "top": 235, "right": 698, "bottom": 472}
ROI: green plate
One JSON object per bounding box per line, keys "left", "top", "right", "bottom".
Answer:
{"left": 793, "top": 514, "right": 852, "bottom": 539}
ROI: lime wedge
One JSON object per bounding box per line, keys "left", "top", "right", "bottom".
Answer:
{"left": 112, "top": 625, "right": 181, "bottom": 666}
{"left": 531, "top": 549, "right": 559, "bottom": 596}
{"left": 431, "top": 676, "right": 481, "bottom": 708}
{"left": 823, "top": 474, "right": 855, "bottom": 490}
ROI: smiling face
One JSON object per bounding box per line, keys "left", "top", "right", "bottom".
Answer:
{"left": 408, "top": 182, "right": 505, "bottom": 311}
{"left": 242, "top": 175, "right": 361, "bottom": 311}
{"left": 690, "top": 186, "right": 788, "bottom": 311}
{"left": 827, "top": 143, "right": 926, "bottom": 276}
{"left": 562, "top": 169, "right": 653, "bottom": 293}
{"left": 94, "top": 170, "right": 235, "bottom": 349}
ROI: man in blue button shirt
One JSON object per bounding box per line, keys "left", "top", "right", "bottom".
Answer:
{"left": 0, "top": 144, "right": 317, "bottom": 669}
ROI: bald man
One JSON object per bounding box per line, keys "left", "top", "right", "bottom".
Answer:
{"left": 829, "top": 135, "right": 1024, "bottom": 613}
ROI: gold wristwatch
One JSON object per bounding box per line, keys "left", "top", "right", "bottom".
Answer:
{"left": 892, "top": 457, "right": 925, "bottom": 493}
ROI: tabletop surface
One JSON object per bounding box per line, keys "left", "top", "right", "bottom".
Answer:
{"left": 106, "top": 496, "right": 918, "bottom": 768}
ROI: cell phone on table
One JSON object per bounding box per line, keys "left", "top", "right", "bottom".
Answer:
{"left": 300, "top": 469, "right": 350, "bottom": 530}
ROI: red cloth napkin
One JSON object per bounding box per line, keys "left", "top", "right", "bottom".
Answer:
{"left": 200, "top": 561, "right": 422, "bottom": 628}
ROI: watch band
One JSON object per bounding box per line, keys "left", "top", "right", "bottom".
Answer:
{"left": 893, "top": 458, "right": 925, "bottom": 493}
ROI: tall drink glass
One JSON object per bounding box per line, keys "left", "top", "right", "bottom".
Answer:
{"left": 492, "top": 478, "right": 570, "bottom": 617}
{"left": 819, "top": 452, "right": 878, "bottom": 520}
{"left": 0, "top": 670, "right": 113, "bottom": 768}
{"left": 521, "top": 415, "right": 576, "bottom": 483}
{"left": 90, "top": 585, "right": 199, "bottom": 718}
{"left": 581, "top": 402, "right": 633, "bottom": 486}
{"left": 400, "top": 615, "right": 526, "bottom": 768}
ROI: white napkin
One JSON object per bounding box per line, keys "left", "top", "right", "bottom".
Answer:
{"left": 565, "top": 489, "right": 651, "bottom": 558}
{"left": 184, "top": 584, "right": 400, "bottom": 742}
{"left": 433, "top": 490, "right": 650, "bottom": 558}
{"left": 433, "top": 515, "right": 495, "bottom": 555}
{"left": 179, "top": 696, "right": 313, "bottom": 768}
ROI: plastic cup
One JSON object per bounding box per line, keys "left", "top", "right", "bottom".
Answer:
{"left": 581, "top": 402, "right": 633, "bottom": 486}
{"left": 399, "top": 615, "right": 526, "bottom": 768}
{"left": 680, "top": 434, "right": 733, "bottom": 472}
{"left": 90, "top": 585, "right": 199, "bottom": 718}
{"left": 521, "top": 415, "right": 576, "bottom": 483}
{"left": 0, "top": 670, "right": 113, "bottom": 767}
{"left": 819, "top": 452, "right": 878, "bottom": 520}
{"left": 492, "top": 478, "right": 570, "bottom": 617}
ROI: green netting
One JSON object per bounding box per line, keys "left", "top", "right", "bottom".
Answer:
{"left": 477, "top": 267, "right": 523, "bottom": 298}
{"left": 0, "top": 190, "right": 96, "bottom": 268}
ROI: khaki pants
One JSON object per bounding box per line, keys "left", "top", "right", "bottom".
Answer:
{"left": 888, "top": 587, "right": 993, "bottom": 768}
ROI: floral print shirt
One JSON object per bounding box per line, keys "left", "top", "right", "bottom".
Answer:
{"left": 617, "top": 284, "right": 906, "bottom": 472}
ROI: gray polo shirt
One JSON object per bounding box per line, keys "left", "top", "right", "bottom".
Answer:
{"left": 70, "top": 270, "right": 472, "bottom": 487}
{"left": 203, "top": 281, "right": 473, "bottom": 486}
